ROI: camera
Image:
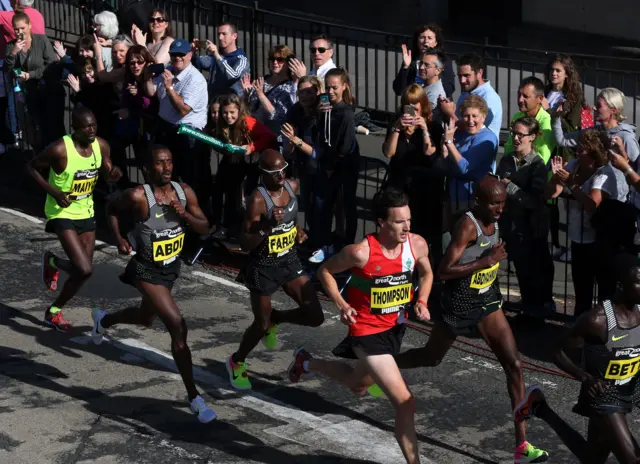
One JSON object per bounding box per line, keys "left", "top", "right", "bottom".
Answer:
{"left": 16, "top": 33, "right": 24, "bottom": 41}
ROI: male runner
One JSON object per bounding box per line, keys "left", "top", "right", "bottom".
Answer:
{"left": 90, "top": 146, "right": 216, "bottom": 423}
{"left": 389, "top": 176, "right": 548, "bottom": 463}
{"left": 226, "top": 149, "right": 324, "bottom": 390}
{"left": 27, "top": 107, "right": 121, "bottom": 332}
{"left": 515, "top": 253, "right": 640, "bottom": 464}
{"left": 289, "top": 188, "right": 433, "bottom": 464}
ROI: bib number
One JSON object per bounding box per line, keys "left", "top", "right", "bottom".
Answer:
{"left": 370, "top": 271, "right": 412, "bottom": 315}
{"left": 470, "top": 263, "right": 499, "bottom": 293}
{"left": 152, "top": 228, "right": 185, "bottom": 266}
{"left": 605, "top": 356, "right": 640, "bottom": 385}
{"left": 68, "top": 169, "right": 99, "bottom": 201}
{"left": 268, "top": 225, "right": 297, "bottom": 256}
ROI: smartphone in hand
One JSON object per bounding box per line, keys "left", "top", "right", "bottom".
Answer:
{"left": 149, "top": 63, "right": 165, "bottom": 76}
{"left": 319, "top": 93, "right": 330, "bottom": 105}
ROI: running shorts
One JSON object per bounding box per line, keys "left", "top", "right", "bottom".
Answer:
{"left": 241, "top": 254, "right": 305, "bottom": 296}
{"left": 45, "top": 217, "right": 96, "bottom": 235}
{"left": 120, "top": 256, "right": 180, "bottom": 290}
{"left": 436, "top": 293, "right": 502, "bottom": 336}
{"left": 332, "top": 324, "right": 406, "bottom": 360}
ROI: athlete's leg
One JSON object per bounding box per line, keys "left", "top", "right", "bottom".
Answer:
{"left": 232, "top": 292, "right": 272, "bottom": 363}
{"left": 100, "top": 295, "right": 156, "bottom": 329}
{"left": 592, "top": 413, "right": 640, "bottom": 464}
{"left": 271, "top": 275, "right": 324, "bottom": 327}
{"left": 307, "top": 355, "right": 374, "bottom": 395}
{"left": 136, "top": 280, "right": 199, "bottom": 400}
{"left": 533, "top": 399, "right": 591, "bottom": 461}
{"left": 476, "top": 308, "right": 526, "bottom": 446}
{"left": 393, "top": 321, "right": 457, "bottom": 369}
{"left": 353, "top": 347, "right": 419, "bottom": 464}
{"left": 50, "top": 230, "right": 95, "bottom": 309}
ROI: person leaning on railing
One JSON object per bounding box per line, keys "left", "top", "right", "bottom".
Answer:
{"left": 544, "top": 130, "right": 631, "bottom": 316}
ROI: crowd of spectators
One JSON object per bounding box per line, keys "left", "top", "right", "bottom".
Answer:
{"left": 3, "top": 0, "right": 640, "bottom": 319}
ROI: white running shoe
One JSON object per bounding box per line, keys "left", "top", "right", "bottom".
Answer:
{"left": 309, "top": 245, "right": 334, "bottom": 264}
{"left": 91, "top": 308, "right": 106, "bottom": 345}
{"left": 190, "top": 395, "right": 217, "bottom": 423}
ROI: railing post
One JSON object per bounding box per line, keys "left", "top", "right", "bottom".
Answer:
{"left": 251, "top": 1, "right": 259, "bottom": 79}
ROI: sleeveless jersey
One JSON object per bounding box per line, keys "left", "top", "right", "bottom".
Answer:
{"left": 44, "top": 135, "right": 102, "bottom": 220}
{"left": 128, "top": 182, "right": 187, "bottom": 267}
{"left": 346, "top": 234, "right": 416, "bottom": 337}
{"left": 444, "top": 211, "right": 501, "bottom": 313}
{"left": 579, "top": 300, "right": 640, "bottom": 412}
{"left": 250, "top": 181, "right": 298, "bottom": 266}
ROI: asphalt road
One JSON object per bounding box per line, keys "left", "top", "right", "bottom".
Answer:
{"left": 0, "top": 205, "right": 634, "bottom": 464}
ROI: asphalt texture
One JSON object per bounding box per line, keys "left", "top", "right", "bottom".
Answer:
{"left": 0, "top": 198, "right": 636, "bottom": 464}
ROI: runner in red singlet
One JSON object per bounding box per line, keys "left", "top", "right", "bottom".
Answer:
{"left": 288, "top": 188, "right": 433, "bottom": 464}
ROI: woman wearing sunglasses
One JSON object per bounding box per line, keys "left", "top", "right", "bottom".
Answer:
{"left": 131, "top": 9, "right": 174, "bottom": 65}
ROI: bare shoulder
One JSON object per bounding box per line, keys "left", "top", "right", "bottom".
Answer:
{"left": 345, "top": 238, "right": 370, "bottom": 268}
{"left": 409, "top": 233, "right": 429, "bottom": 258}
{"left": 287, "top": 178, "right": 300, "bottom": 194}
{"left": 245, "top": 190, "right": 266, "bottom": 216}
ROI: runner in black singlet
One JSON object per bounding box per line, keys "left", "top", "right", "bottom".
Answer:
{"left": 89, "top": 146, "right": 217, "bottom": 423}
{"left": 515, "top": 253, "right": 640, "bottom": 464}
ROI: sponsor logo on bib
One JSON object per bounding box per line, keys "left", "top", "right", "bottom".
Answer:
{"left": 268, "top": 222, "right": 297, "bottom": 255}
{"left": 152, "top": 227, "right": 184, "bottom": 266}
{"left": 605, "top": 356, "right": 640, "bottom": 384}
{"left": 470, "top": 262, "right": 499, "bottom": 292}
{"left": 370, "top": 271, "right": 412, "bottom": 315}
{"left": 68, "top": 169, "right": 99, "bottom": 200}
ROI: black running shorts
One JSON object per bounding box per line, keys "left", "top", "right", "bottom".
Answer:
{"left": 573, "top": 385, "right": 633, "bottom": 417}
{"left": 45, "top": 217, "right": 96, "bottom": 235}
{"left": 241, "top": 254, "right": 305, "bottom": 296}
{"left": 120, "top": 256, "right": 180, "bottom": 290}
{"left": 332, "top": 324, "right": 406, "bottom": 360}
{"left": 436, "top": 294, "right": 502, "bottom": 336}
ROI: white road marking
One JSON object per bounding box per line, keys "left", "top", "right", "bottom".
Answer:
{"left": 70, "top": 334, "right": 434, "bottom": 464}
{"left": 191, "top": 271, "right": 248, "bottom": 291}
{"left": 0, "top": 207, "right": 43, "bottom": 224}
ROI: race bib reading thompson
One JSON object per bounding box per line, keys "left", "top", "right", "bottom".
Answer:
{"left": 69, "top": 169, "right": 99, "bottom": 200}
{"left": 370, "top": 271, "right": 412, "bottom": 315}
{"left": 470, "top": 263, "right": 499, "bottom": 292}
{"left": 152, "top": 227, "right": 185, "bottom": 266}
{"left": 268, "top": 224, "right": 297, "bottom": 255}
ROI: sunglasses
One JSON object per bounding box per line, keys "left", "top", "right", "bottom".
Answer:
{"left": 149, "top": 17, "right": 167, "bottom": 23}
{"left": 129, "top": 59, "right": 145, "bottom": 66}
{"left": 309, "top": 47, "right": 329, "bottom": 54}
{"left": 269, "top": 57, "right": 285, "bottom": 63}
{"left": 510, "top": 130, "right": 532, "bottom": 139}
{"left": 260, "top": 162, "right": 288, "bottom": 176}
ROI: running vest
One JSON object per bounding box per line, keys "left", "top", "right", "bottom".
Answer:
{"left": 251, "top": 182, "right": 298, "bottom": 266}
{"left": 444, "top": 211, "right": 501, "bottom": 313}
{"left": 129, "top": 182, "right": 187, "bottom": 267}
{"left": 44, "top": 135, "right": 102, "bottom": 220}
{"left": 583, "top": 301, "right": 640, "bottom": 400}
{"left": 346, "top": 234, "right": 416, "bottom": 337}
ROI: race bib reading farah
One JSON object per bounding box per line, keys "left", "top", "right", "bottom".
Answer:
{"left": 268, "top": 222, "right": 297, "bottom": 255}
{"left": 370, "top": 271, "right": 412, "bottom": 315}
{"left": 69, "top": 169, "right": 99, "bottom": 200}
{"left": 152, "top": 227, "right": 185, "bottom": 266}
{"left": 470, "top": 263, "right": 499, "bottom": 292}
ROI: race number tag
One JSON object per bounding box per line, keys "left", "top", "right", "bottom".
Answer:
{"left": 152, "top": 227, "right": 185, "bottom": 266}
{"left": 470, "top": 263, "right": 499, "bottom": 293}
{"left": 268, "top": 222, "right": 297, "bottom": 255}
{"left": 605, "top": 355, "right": 640, "bottom": 385}
{"left": 370, "top": 271, "right": 412, "bottom": 315}
{"left": 68, "top": 169, "right": 99, "bottom": 200}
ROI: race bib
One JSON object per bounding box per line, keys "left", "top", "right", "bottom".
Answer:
{"left": 370, "top": 271, "right": 412, "bottom": 315}
{"left": 470, "top": 263, "right": 499, "bottom": 293}
{"left": 152, "top": 227, "right": 185, "bottom": 266}
{"left": 69, "top": 169, "right": 99, "bottom": 200}
{"left": 605, "top": 356, "right": 640, "bottom": 383}
{"left": 268, "top": 223, "right": 297, "bottom": 255}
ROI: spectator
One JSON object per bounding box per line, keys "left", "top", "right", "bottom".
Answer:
{"left": 243, "top": 45, "right": 297, "bottom": 147}
{"left": 145, "top": 38, "right": 211, "bottom": 214}
{"left": 212, "top": 94, "right": 277, "bottom": 236}
{"left": 497, "top": 117, "right": 554, "bottom": 317}
{"left": 441, "top": 53, "right": 502, "bottom": 139}
{"left": 393, "top": 23, "right": 455, "bottom": 98}
{"left": 545, "top": 130, "right": 630, "bottom": 315}
{"left": 417, "top": 49, "right": 446, "bottom": 113}
{"left": 131, "top": 8, "right": 174, "bottom": 65}
{"left": 193, "top": 22, "right": 249, "bottom": 99}
{"left": 439, "top": 94, "right": 498, "bottom": 222}
{"left": 308, "top": 68, "right": 360, "bottom": 263}
{"left": 93, "top": 10, "right": 119, "bottom": 72}
{"left": 95, "top": 34, "right": 132, "bottom": 85}
{"left": 308, "top": 34, "right": 336, "bottom": 80}
{"left": 504, "top": 76, "right": 555, "bottom": 164}
{"left": 4, "top": 11, "right": 62, "bottom": 151}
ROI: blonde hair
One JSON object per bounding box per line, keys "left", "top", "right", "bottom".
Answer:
{"left": 598, "top": 87, "right": 626, "bottom": 122}
{"left": 459, "top": 94, "right": 488, "bottom": 117}
{"left": 298, "top": 75, "right": 323, "bottom": 93}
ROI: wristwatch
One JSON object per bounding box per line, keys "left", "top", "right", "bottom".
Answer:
{"left": 445, "top": 139, "right": 453, "bottom": 145}
{"left": 296, "top": 139, "right": 303, "bottom": 148}
{"left": 167, "top": 86, "right": 174, "bottom": 91}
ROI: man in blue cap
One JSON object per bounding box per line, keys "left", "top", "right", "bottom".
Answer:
{"left": 145, "top": 38, "right": 212, "bottom": 218}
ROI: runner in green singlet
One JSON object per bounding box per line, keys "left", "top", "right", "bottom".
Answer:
{"left": 27, "top": 107, "right": 121, "bottom": 332}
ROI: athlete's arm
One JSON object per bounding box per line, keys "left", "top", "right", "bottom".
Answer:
{"left": 239, "top": 192, "right": 270, "bottom": 252}
{"left": 175, "top": 183, "right": 209, "bottom": 235}
{"left": 107, "top": 187, "right": 144, "bottom": 255}
{"left": 410, "top": 234, "right": 433, "bottom": 321}
{"left": 287, "top": 179, "right": 308, "bottom": 244}
{"left": 97, "top": 137, "right": 122, "bottom": 182}
{"left": 554, "top": 306, "right": 608, "bottom": 396}
{"left": 318, "top": 241, "right": 369, "bottom": 324}
{"left": 437, "top": 217, "right": 506, "bottom": 281}
{"left": 26, "top": 140, "right": 71, "bottom": 207}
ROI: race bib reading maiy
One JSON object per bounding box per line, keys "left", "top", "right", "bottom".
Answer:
{"left": 68, "top": 169, "right": 99, "bottom": 200}
{"left": 470, "top": 263, "right": 499, "bottom": 293}
{"left": 370, "top": 271, "right": 412, "bottom": 315}
{"left": 605, "top": 355, "right": 640, "bottom": 384}
{"left": 268, "top": 222, "right": 297, "bottom": 255}
{"left": 152, "top": 227, "right": 185, "bottom": 266}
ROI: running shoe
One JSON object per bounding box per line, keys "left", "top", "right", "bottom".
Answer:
{"left": 367, "top": 384, "right": 384, "bottom": 398}
{"left": 288, "top": 346, "right": 312, "bottom": 383}
{"left": 309, "top": 245, "right": 334, "bottom": 264}
{"left": 262, "top": 323, "right": 279, "bottom": 350}
{"left": 42, "top": 251, "right": 59, "bottom": 291}
{"left": 189, "top": 395, "right": 217, "bottom": 423}
{"left": 44, "top": 309, "right": 72, "bottom": 332}
{"left": 514, "top": 385, "right": 545, "bottom": 423}
{"left": 91, "top": 308, "right": 107, "bottom": 345}
{"left": 514, "top": 441, "right": 549, "bottom": 463}
{"left": 226, "top": 355, "right": 252, "bottom": 390}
